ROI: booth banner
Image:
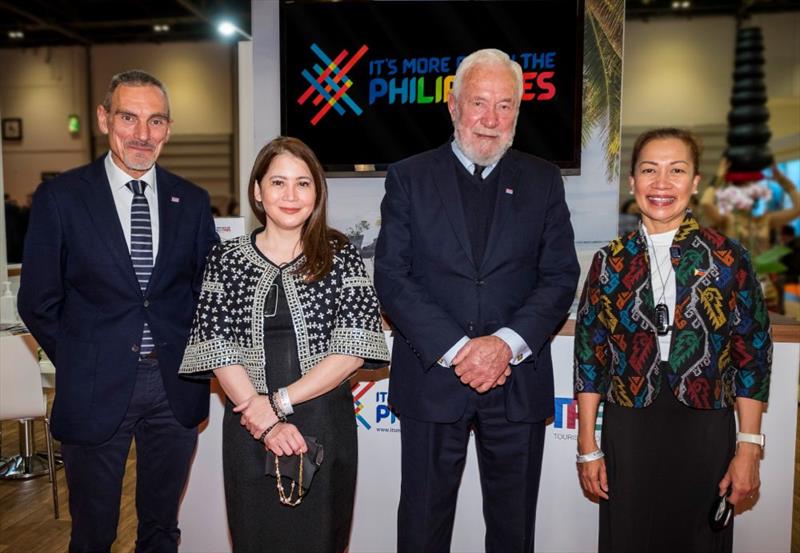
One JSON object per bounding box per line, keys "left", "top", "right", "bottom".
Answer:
{"left": 565, "top": 0, "right": 624, "bottom": 254}
{"left": 214, "top": 216, "right": 246, "bottom": 241}
{"left": 179, "top": 334, "right": 798, "bottom": 553}
{"left": 348, "top": 333, "right": 602, "bottom": 553}
{"left": 347, "top": 336, "right": 799, "bottom": 553}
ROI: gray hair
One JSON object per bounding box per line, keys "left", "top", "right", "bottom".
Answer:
{"left": 451, "top": 49, "right": 523, "bottom": 105}
{"left": 101, "top": 70, "right": 170, "bottom": 117}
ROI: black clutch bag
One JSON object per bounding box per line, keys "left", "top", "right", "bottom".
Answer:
{"left": 709, "top": 491, "right": 733, "bottom": 531}
{"left": 265, "top": 436, "right": 324, "bottom": 505}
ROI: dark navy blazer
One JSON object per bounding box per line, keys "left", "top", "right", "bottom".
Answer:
{"left": 18, "top": 156, "right": 218, "bottom": 445}
{"left": 375, "top": 144, "right": 580, "bottom": 424}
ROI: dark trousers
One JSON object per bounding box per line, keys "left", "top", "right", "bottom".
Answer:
{"left": 397, "top": 386, "right": 546, "bottom": 553}
{"left": 61, "top": 359, "right": 198, "bottom": 553}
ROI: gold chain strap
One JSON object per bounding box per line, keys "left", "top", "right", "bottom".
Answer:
{"left": 274, "top": 452, "right": 304, "bottom": 506}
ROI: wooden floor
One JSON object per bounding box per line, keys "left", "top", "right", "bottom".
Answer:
{"left": 2, "top": 394, "right": 800, "bottom": 553}
{"left": 0, "top": 391, "right": 138, "bottom": 553}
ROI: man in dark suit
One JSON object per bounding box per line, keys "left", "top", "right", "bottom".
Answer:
{"left": 18, "top": 70, "right": 218, "bottom": 552}
{"left": 374, "top": 49, "right": 579, "bottom": 553}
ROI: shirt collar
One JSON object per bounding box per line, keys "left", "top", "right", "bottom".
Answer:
{"left": 104, "top": 152, "right": 157, "bottom": 193}
{"left": 450, "top": 139, "right": 500, "bottom": 179}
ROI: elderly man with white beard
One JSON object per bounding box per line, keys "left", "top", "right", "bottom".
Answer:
{"left": 374, "top": 48, "right": 580, "bottom": 553}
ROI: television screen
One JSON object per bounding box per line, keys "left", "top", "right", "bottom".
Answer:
{"left": 280, "top": 0, "right": 584, "bottom": 173}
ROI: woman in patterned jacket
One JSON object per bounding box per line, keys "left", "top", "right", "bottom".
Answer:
{"left": 179, "top": 137, "right": 390, "bottom": 552}
{"left": 574, "top": 128, "right": 771, "bottom": 553}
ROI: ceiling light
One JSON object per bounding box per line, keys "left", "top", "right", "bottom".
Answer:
{"left": 681, "top": 0, "right": 691, "bottom": 7}
{"left": 153, "top": 24, "right": 171, "bottom": 33}
{"left": 671, "top": 0, "right": 680, "bottom": 8}
{"left": 8, "top": 30, "right": 24, "bottom": 39}
{"left": 218, "top": 21, "right": 236, "bottom": 37}
{"left": 217, "top": 20, "right": 251, "bottom": 40}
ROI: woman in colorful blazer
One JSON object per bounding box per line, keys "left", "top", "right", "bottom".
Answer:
{"left": 574, "top": 128, "right": 772, "bottom": 553}
{"left": 180, "top": 137, "right": 390, "bottom": 553}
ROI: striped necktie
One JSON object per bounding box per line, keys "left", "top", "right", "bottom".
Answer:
{"left": 126, "top": 180, "right": 154, "bottom": 357}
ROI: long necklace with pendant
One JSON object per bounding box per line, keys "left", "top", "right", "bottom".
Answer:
{"left": 646, "top": 233, "right": 673, "bottom": 336}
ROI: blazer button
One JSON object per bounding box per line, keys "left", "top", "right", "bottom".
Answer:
{"left": 131, "top": 344, "right": 140, "bottom": 353}
{"left": 475, "top": 279, "right": 485, "bottom": 286}
{"left": 143, "top": 299, "right": 150, "bottom": 308}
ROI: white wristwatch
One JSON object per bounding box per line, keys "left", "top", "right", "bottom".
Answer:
{"left": 736, "top": 432, "right": 765, "bottom": 450}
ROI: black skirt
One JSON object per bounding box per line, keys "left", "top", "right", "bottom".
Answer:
{"left": 222, "top": 277, "right": 358, "bottom": 553}
{"left": 599, "top": 364, "right": 736, "bottom": 553}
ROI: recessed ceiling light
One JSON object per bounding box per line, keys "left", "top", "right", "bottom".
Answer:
{"left": 8, "top": 30, "right": 24, "bottom": 39}
{"left": 153, "top": 24, "right": 170, "bottom": 33}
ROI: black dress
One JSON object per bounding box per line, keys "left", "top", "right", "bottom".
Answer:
{"left": 599, "top": 364, "right": 736, "bottom": 553}
{"left": 222, "top": 275, "right": 358, "bottom": 553}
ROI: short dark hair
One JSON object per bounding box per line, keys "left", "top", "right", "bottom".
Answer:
{"left": 102, "top": 70, "right": 170, "bottom": 117}
{"left": 630, "top": 128, "right": 701, "bottom": 177}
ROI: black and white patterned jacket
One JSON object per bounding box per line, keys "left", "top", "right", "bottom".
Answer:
{"left": 179, "top": 232, "right": 390, "bottom": 392}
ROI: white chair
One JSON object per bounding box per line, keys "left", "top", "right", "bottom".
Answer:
{"left": 0, "top": 334, "right": 59, "bottom": 518}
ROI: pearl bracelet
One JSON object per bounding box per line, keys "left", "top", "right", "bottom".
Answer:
{"left": 576, "top": 449, "right": 605, "bottom": 464}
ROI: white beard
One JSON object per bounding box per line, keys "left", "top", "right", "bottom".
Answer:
{"left": 451, "top": 108, "right": 517, "bottom": 166}
{"left": 453, "top": 131, "right": 514, "bottom": 167}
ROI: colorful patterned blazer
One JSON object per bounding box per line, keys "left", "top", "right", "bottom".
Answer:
{"left": 574, "top": 213, "right": 772, "bottom": 409}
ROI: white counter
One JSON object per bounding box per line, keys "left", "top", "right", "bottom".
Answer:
{"left": 179, "top": 322, "right": 799, "bottom": 553}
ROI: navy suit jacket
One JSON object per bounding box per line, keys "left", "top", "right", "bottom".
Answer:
{"left": 374, "top": 144, "right": 579, "bottom": 424}
{"left": 18, "top": 156, "right": 219, "bottom": 445}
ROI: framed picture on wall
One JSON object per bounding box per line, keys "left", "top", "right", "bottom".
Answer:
{"left": 2, "top": 118, "right": 22, "bottom": 141}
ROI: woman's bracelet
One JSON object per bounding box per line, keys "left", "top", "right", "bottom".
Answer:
{"left": 576, "top": 449, "right": 605, "bottom": 464}
{"left": 268, "top": 391, "right": 288, "bottom": 421}
{"left": 277, "top": 387, "right": 294, "bottom": 416}
{"left": 258, "top": 420, "right": 282, "bottom": 443}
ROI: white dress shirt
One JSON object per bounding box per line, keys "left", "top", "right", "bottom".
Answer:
{"left": 438, "top": 141, "right": 531, "bottom": 367}
{"left": 104, "top": 152, "right": 160, "bottom": 258}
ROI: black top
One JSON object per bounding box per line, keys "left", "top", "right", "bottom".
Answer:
{"left": 262, "top": 277, "right": 302, "bottom": 390}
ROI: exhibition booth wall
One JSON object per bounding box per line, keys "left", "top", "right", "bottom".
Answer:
{"left": 175, "top": 3, "right": 800, "bottom": 552}
{"left": 0, "top": 3, "right": 798, "bottom": 551}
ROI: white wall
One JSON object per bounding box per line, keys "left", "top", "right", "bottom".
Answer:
{"left": 0, "top": 47, "right": 90, "bottom": 203}
{"left": 90, "top": 42, "right": 234, "bottom": 136}
{"left": 0, "top": 41, "right": 234, "bottom": 204}
{"left": 622, "top": 13, "right": 800, "bottom": 147}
